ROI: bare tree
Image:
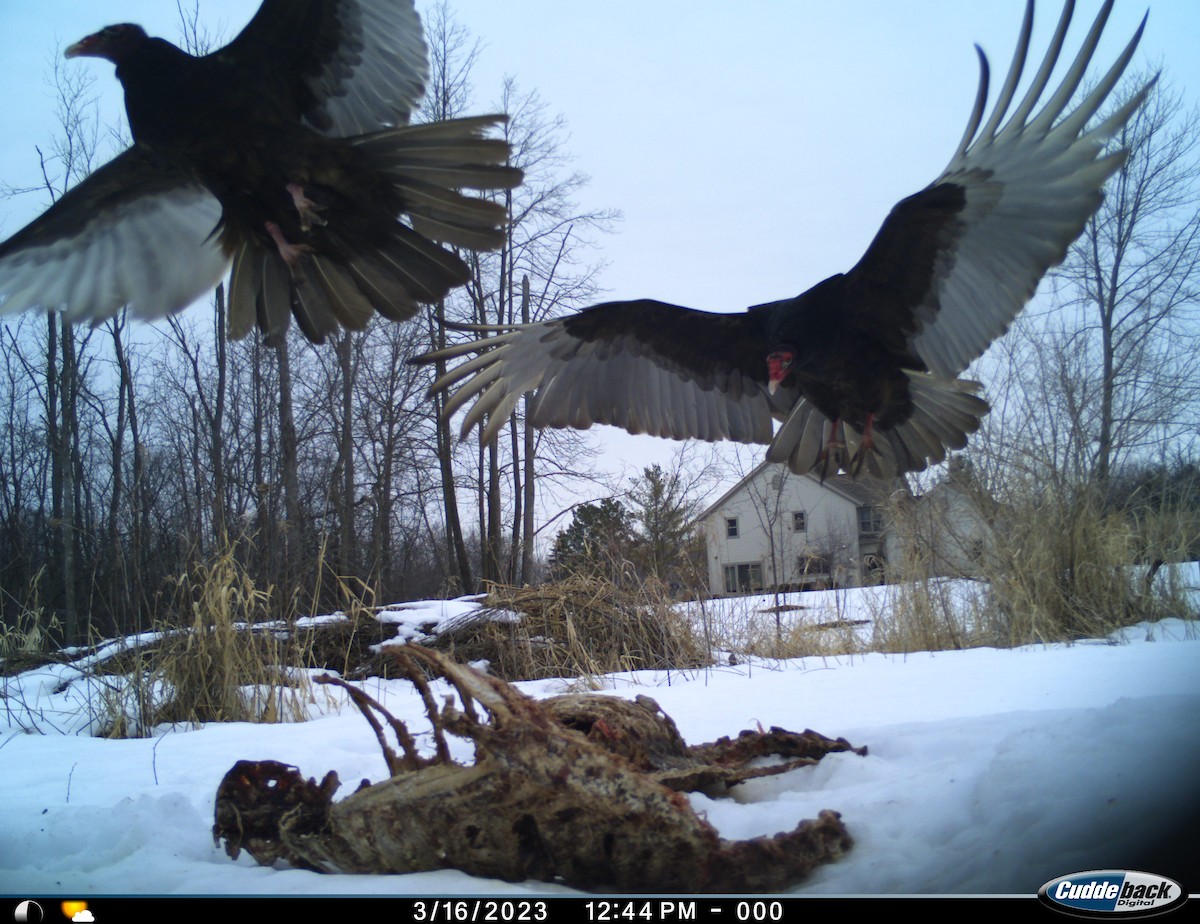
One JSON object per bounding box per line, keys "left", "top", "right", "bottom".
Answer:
{"left": 416, "top": 6, "right": 618, "bottom": 589}
{"left": 472, "top": 77, "right": 617, "bottom": 586}
{"left": 517, "top": 275, "right": 536, "bottom": 583}
{"left": 728, "top": 452, "right": 792, "bottom": 610}
{"left": 0, "top": 55, "right": 111, "bottom": 640}
{"left": 336, "top": 331, "right": 355, "bottom": 573}
{"left": 626, "top": 446, "right": 722, "bottom": 589}
{"left": 996, "top": 74, "right": 1200, "bottom": 487}
{"left": 418, "top": 1, "right": 481, "bottom": 592}
{"left": 352, "top": 324, "right": 435, "bottom": 596}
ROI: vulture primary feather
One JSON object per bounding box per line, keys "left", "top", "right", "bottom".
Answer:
{"left": 0, "top": 0, "right": 522, "bottom": 345}
{"left": 416, "top": 0, "right": 1155, "bottom": 480}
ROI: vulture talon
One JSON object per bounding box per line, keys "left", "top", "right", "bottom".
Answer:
{"left": 815, "top": 454, "right": 833, "bottom": 485}
{"left": 849, "top": 448, "right": 869, "bottom": 480}
{"left": 286, "top": 183, "right": 326, "bottom": 232}
{"left": 850, "top": 414, "right": 878, "bottom": 478}
{"left": 265, "top": 221, "right": 313, "bottom": 268}
{"left": 824, "top": 420, "right": 845, "bottom": 455}
{"left": 814, "top": 421, "right": 844, "bottom": 484}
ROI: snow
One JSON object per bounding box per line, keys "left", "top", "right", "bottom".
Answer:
{"left": 1, "top": 588, "right": 1199, "bottom": 899}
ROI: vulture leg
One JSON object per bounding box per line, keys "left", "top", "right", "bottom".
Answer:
{"left": 849, "top": 413, "right": 878, "bottom": 479}
{"left": 265, "top": 221, "right": 313, "bottom": 267}
{"left": 815, "top": 418, "right": 845, "bottom": 483}
{"left": 286, "top": 183, "right": 326, "bottom": 231}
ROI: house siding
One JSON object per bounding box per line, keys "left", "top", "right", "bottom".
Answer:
{"left": 700, "top": 463, "right": 894, "bottom": 596}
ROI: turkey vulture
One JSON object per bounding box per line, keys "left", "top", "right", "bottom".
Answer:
{"left": 0, "top": 0, "right": 522, "bottom": 345}
{"left": 416, "top": 0, "right": 1154, "bottom": 480}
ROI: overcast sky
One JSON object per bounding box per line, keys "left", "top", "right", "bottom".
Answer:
{"left": 1, "top": 1, "right": 1196, "bottom": 492}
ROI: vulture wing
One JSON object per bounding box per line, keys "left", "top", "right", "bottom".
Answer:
{"left": 422, "top": 299, "right": 789, "bottom": 446}
{"left": 842, "top": 0, "right": 1154, "bottom": 378}
{"left": 215, "top": 0, "right": 429, "bottom": 136}
{"left": 0, "top": 148, "right": 228, "bottom": 325}
{"left": 0, "top": 0, "right": 515, "bottom": 339}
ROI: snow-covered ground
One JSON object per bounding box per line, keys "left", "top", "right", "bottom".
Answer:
{"left": 1, "top": 586, "right": 1198, "bottom": 898}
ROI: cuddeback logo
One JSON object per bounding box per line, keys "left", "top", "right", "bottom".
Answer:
{"left": 1038, "top": 870, "right": 1188, "bottom": 918}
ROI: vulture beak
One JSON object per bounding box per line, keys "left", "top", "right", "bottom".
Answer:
{"left": 65, "top": 31, "right": 111, "bottom": 60}
{"left": 64, "top": 38, "right": 91, "bottom": 59}
{"left": 768, "top": 380, "right": 779, "bottom": 396}
{"left": 65, "top": 26, "right": 146, "bottom": 63}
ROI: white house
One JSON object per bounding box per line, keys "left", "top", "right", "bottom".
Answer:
{"left": 891, "top": 479, "right": 994, "bottom": 577}
{"left": 696, "top": 462, "right": 899, "bottom": 596}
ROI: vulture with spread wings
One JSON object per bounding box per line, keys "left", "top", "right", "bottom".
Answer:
{"left": 417, "top": 0, "right": 1153, "bottom": 479}
{"left": 0, "top": 0, "right": 522, "bottom": 344}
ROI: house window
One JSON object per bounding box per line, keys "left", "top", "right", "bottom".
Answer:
{"left": 723, "top": 563, "right": 763, "bottom": 594}
{"left": 798, "top": 553, "right": 831, "bottom": 575}
{"left": 725, "top": 517, "right": 739, "bottom": 538}
{"left": 858, "top": 505, "right": 885, "bottom": 534}
{"left": 792, "top": 510, "right": 807, "bottom": 532}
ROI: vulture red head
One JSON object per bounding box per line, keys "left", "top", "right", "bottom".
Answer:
{"left": 766, "top": 348, "right": 796, "bottom": 397}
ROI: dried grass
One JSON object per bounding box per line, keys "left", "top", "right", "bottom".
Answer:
{"left": 981, "top": 489, "right": 1195, "bottom": 644}
{"left": 0, "top": 567, "right": 62, "bottom": 675}
{"left": 427, "top": 576, "right": 710, "bottom": 682}
{"left": 687, "top": 592, "right": 871, "bottom": 659}
{"left": 874, "top": 478, "right": 1199, "bottom": 651}
{"left": 88, "top": 546, "right": 320, "bottom": 736}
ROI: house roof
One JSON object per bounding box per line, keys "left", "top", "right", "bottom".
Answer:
{"left": 695, "top": 460, "right": 895, "bottom": 523}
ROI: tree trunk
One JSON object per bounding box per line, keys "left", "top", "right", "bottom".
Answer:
{"left": 106, "top": 315, "right": 129, "bottom": 631}
{"left": 119, "top": 321, "right": 149, "bottom": 630}
{"left": 431, "top": 300, "right": 474, "bottom": 593}
{"left": 58, "top": 316, "right": 78, "bottom": 642}
{"left": 212, "top": 284, "right": 228, "bottom": 542}
{"left": 46, "top": 312, "right": 62, "bottom": 625}
{"left": 520, "top": 276, "right": 536, "bottom": 585}
{"left": 276, "top": 334, "right": 301, "bottom": 603}
{"left": 483, "top": 189, "right": 513, "bottom": 587}
{"left": 252, "top": 336, "right": 269, "bottom": 561}
{"left": 508, "top": 411, "right": 521, "bottom": 585}
{"left": 338, "top": 330, "right": 355, "bottom": 576}
{"left": 485, "top": 441, "right": 502, "bottom": 586}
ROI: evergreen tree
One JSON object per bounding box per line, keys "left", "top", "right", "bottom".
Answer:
{"left": 627, "top": 465, "right": 704, "bottom": 588}
{"left": 550, "top": 498, "right": 633, "bottom": 580}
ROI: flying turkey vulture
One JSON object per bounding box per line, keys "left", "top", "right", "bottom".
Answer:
{"left": 416, "top": 0, "right": 1154, "bottom": 480}
{"left": 0, "top": 0, "right": 522, "bottom": 345}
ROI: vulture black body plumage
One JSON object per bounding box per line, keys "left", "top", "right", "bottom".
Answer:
{"left": 0, "top": 0, "right": 522, "bottom": 344}
{"left": 416, "top": 0, "right": 1155, "bottom": 480}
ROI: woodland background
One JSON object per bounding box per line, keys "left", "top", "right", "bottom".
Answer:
{"left": 1, "top": 2, "right": 1198, "bottom": 652}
